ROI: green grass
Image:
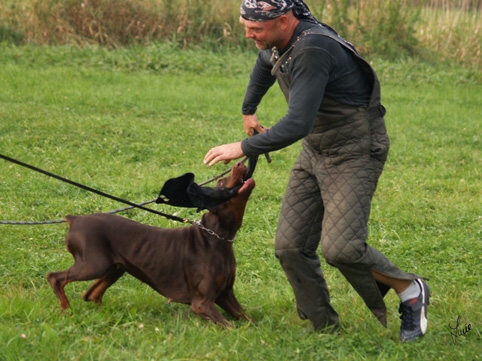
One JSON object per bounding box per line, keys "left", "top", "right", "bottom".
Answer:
{"left": 0, "top": 44, "right": 481, "bottom": 360}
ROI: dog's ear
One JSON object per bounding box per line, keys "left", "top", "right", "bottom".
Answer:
{"left": 156, "top": 173, "right": 241, "bottom": 211}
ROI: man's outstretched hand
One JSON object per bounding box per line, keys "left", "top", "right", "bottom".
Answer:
{"left": 203, "top": 142, "right": 244, "bottom": 167}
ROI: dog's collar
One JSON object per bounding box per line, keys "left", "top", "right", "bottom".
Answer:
{"left": 193, "top": 220, "right": 235, "bottom": 243}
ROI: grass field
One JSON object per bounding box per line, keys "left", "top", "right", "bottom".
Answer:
{"left": 0, "top": 45, "right": 481, "bottom": 360}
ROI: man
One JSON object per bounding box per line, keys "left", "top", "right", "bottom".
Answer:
{"left": 203, "top": 0, "right": 429, "bottom": 342}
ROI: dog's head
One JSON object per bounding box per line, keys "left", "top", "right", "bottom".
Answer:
{"left": 156, "top": 157, "right": 257, "bottom": 212}
{"left": 156, "top": 159, "right": 256, "bottom": 239}
{"left": 204, "top": 161, "right": 255, "bottom": 238}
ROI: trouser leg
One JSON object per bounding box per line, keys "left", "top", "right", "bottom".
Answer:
{"left": 275, "top": 153, "right": 339, "bottom": 331}
{"left": 318, "top": 155, "right": 419, "bottom": 325}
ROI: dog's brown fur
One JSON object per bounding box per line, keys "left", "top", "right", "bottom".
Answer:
{"left": 46, "top": 162, "right": 255, "bottom": 325}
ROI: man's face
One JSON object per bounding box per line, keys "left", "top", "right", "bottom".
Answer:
{"left": 239, "top": 16, "right": 285, "bottom": 50}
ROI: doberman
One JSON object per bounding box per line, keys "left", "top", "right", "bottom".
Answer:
{"left": 46, "top": 161, "right": 255, "bottom": 325}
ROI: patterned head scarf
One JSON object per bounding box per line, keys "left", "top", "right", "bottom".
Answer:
{"left": 240, "top": 0, "right": 320, "bottom": 24}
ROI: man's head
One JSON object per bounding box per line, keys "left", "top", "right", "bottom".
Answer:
{"left": 239, "top": 0, "right": 318, "bottom": 50}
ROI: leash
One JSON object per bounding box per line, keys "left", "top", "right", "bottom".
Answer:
{"left": 0, "top": 153, "right": 245, "bottom": 226}
{"left": 0, "top": 126, "right": 271, "bottom": 243}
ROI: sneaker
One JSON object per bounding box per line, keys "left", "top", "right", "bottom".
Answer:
{"left": 398, "top": 279, "right": 430, "bottom": 342}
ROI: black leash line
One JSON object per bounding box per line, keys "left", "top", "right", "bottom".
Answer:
{"left": 0, "top": 153, "right": 190, "bottom": 224}
{"left": 1, "top": 135, "right": 269, "bottom": 225}
{"left": 1, "top": 157, "right": 248, "bottom": 224}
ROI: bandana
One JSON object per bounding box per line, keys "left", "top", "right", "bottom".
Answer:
{"left": 240, "top": 0, "right": 319, "bottom": 24}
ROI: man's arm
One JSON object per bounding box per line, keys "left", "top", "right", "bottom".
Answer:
{"left": 241, "top": 45, "right": 332, "bottom": 156}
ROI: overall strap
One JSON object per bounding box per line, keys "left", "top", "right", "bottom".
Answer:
{"left": 271, "top": 25, "right": 357, "bottom": 76}
{"left": 270, "top": 25, "right": 384, "bottom": 112}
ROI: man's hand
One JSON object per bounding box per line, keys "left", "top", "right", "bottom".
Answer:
{"left": 243, "top": 114, "right": 265, "bottom": 136}
{"left": 203, "top": 142, "right": 244, "bottom": 167}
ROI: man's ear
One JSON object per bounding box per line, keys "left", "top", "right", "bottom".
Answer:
{"left": 278, "top": 14, "right": 289, "bottom": 30}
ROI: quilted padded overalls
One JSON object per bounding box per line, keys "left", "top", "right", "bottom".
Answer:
{"left": 272, "top": 26, "right": 421, "bottom": 330}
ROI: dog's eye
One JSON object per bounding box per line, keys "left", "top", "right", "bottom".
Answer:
{"left": 217, "top": 180, "right": 225, "bottom": 187}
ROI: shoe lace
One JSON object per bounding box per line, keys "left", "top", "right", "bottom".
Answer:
{"left": 399, "top": 303, "right": 414, "bottom": 330}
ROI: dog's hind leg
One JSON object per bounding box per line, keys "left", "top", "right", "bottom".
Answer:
{"left": 83, "top": 265, "right": 125, "bottom": 305}
{"left": 46, "top": 252, "right": 116, "bottom": 310}
{"left": 46, "top": 270, "right": 72, "bottom": 311}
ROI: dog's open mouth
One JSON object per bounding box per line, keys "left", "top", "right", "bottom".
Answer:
{"left": 238, "top": 166, "right": 255, "bottom": 194}
{"left": 239, "top": 177, "right": 255, "bottom": 194}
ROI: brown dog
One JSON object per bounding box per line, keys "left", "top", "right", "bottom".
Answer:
{"left": 46, "top": 162, "right": 255, "bottom": 325}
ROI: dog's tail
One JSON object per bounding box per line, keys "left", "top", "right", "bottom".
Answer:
{"left": 65, "top": 215, "right": 76, "bottom": 226}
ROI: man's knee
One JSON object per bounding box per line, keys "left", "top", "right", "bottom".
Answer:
{"left": 321, "top": 239, "right": 365, "bottom": 265}
{"left": 274, "top": 246, "right": 297, "bottom": 263}
{"left": 275, "top": 247, "right": 314, "bottom": 276}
